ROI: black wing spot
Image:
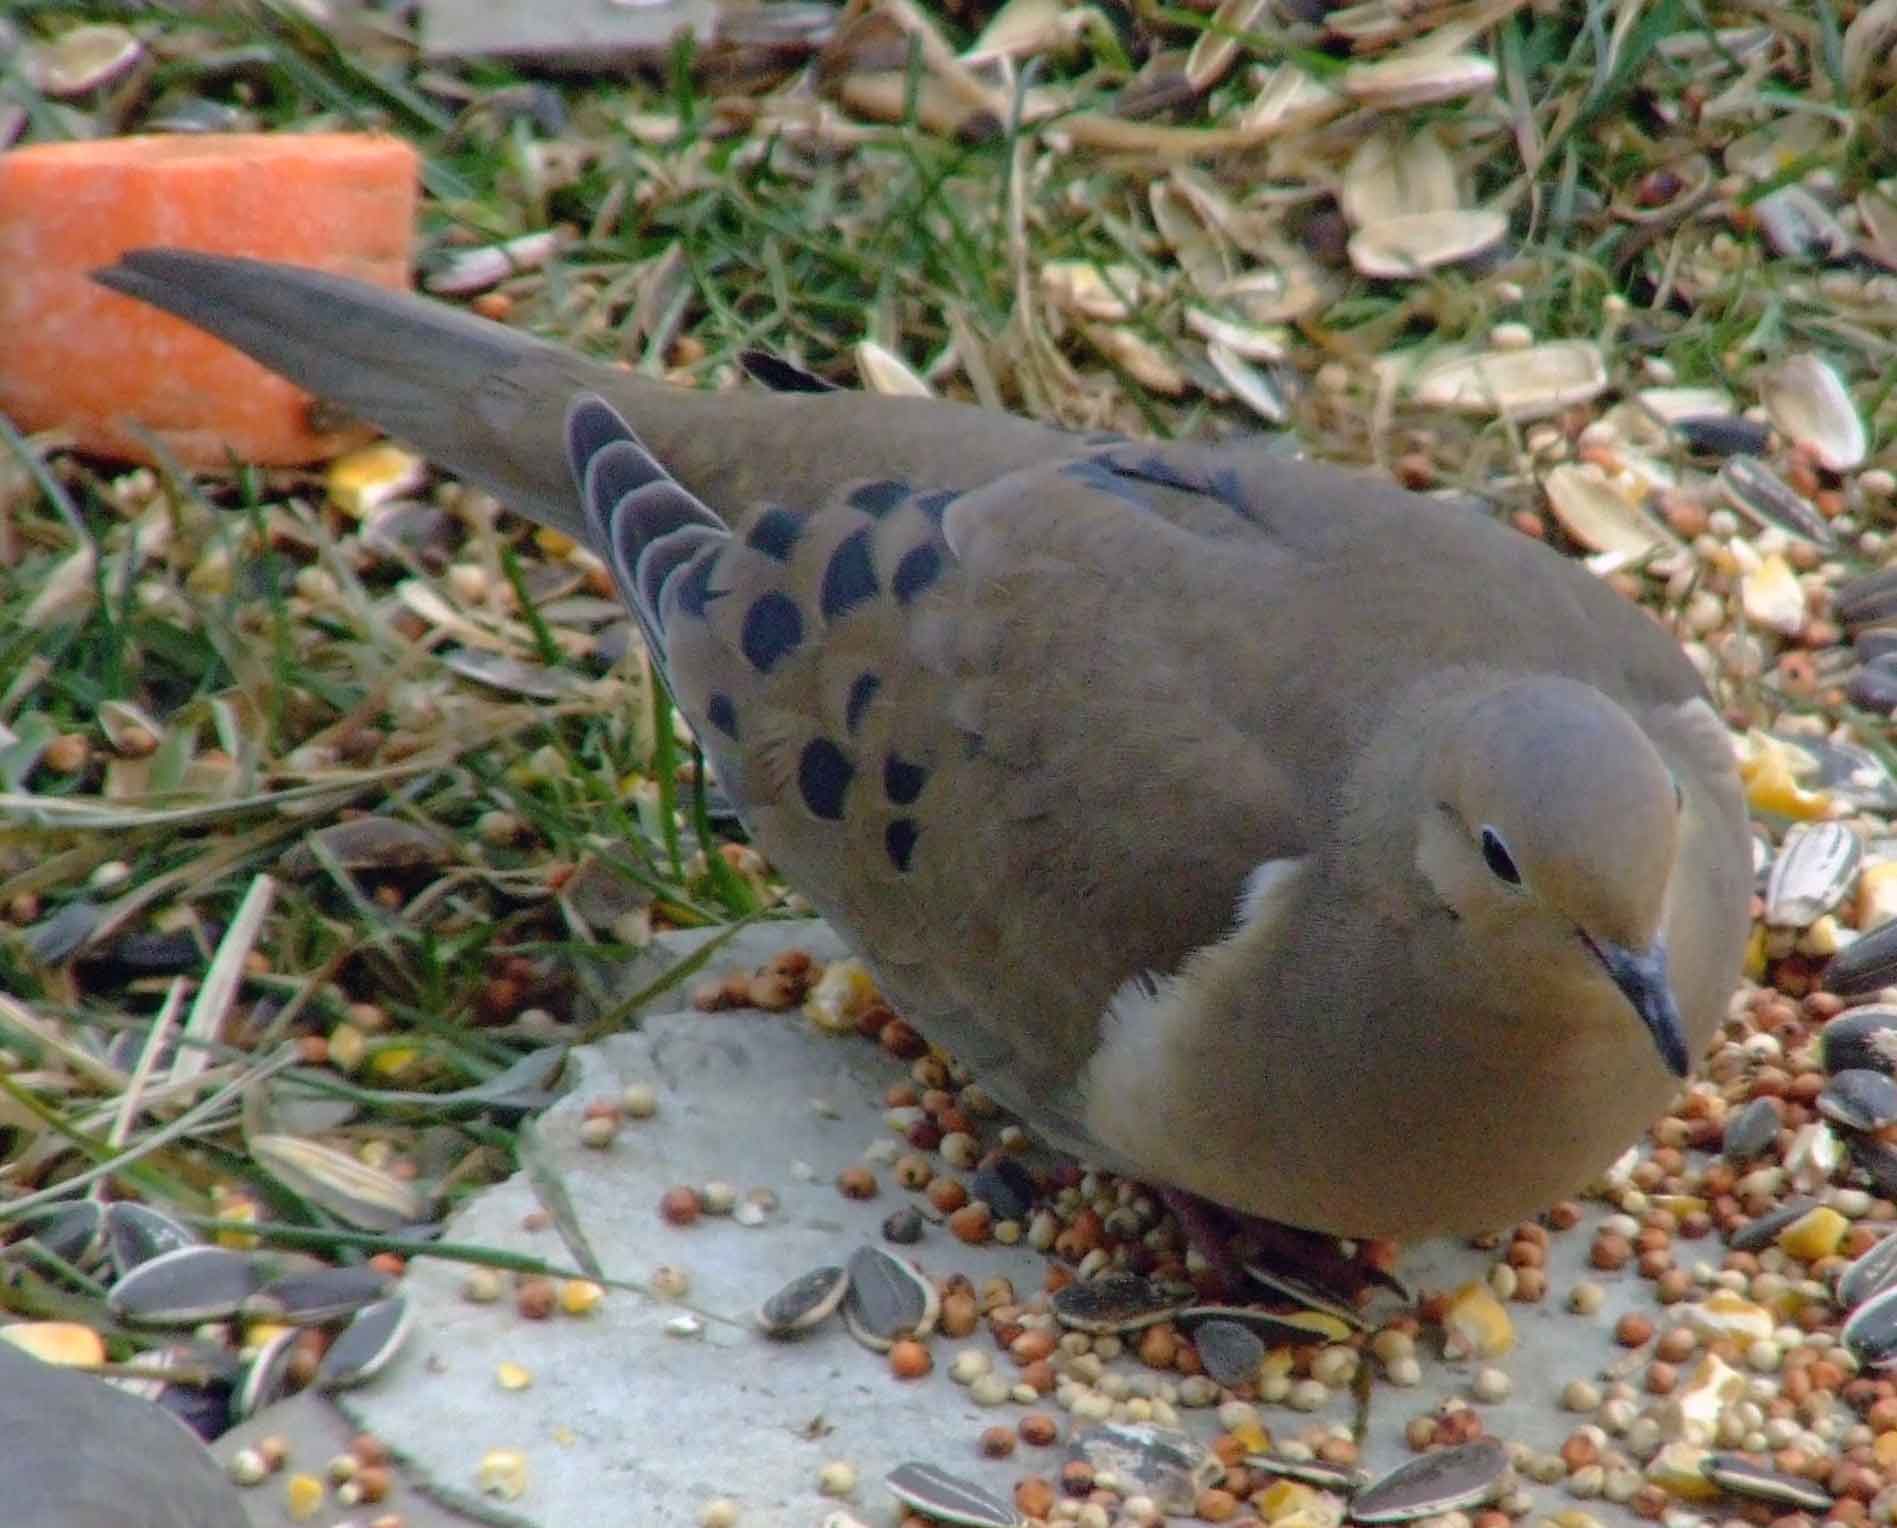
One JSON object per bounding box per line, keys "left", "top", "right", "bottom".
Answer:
{"left": 705, "top": 693, "right": 738, "bottom": 740}
{"left": 798, "top": 738, "right": 854, "bottom": 821}
{"left": 913, "top": 488, "right": 961, "bottom": 521}
{"left": 892, "top": 544, "right": 943, "bottom": 606}
{"left": 741, "top": 592, "right": 804, "bottom": 672}
{"left": 844, "top": 672, "right": 881, "bottom": 733}
{"left": 883, "top": 753, "right": 926, "bottom": 806}
{"left": 847, "top": 479, "right": 912, "bottom": 517}
{"left": 820, "top": 528, "right": 879, "bottom": 620}
{"left": 746, "top": 507, "right": 802, "bottom": 562}
{"left": 885, "top": 818, "right": 920, "bottom": 872}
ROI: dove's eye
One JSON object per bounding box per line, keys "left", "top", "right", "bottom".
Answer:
{"left": 1479, "top": 826, "right": 1522, "bottom": 887}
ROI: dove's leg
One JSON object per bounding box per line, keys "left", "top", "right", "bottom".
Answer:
{"left": 1157, "top": 1188, "right": 1402, "bottom": 1307}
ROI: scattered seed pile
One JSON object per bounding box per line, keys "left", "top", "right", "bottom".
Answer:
{"left": 5, "top": 2, "right": 1897, "bottom": 1526}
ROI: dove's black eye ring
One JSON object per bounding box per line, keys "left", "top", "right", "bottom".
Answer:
{"left": 1479, "top": 826, "right": 1522, "bottom": 887}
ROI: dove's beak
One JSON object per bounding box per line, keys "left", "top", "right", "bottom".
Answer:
{"left": 1587, "top": 933, "right": 1690, "bottom": 1078}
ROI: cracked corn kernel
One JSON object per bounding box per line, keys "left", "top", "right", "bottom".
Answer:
{"left": 1443, "top": 1281, "right": 1515, "bottom": 1358}
{"left": 561, "top": 1279, "right": 605, "bottom": 1316}
{"left": 496, "top": 1362, "right": 532, "bottom": 1391}
{"left": 285, "top": 1474, "right": 325, "bottom": 1521}
{"left": 478, "top": 1450, "right": 528, "bottom": 1500}
{"left": 1778, "top": 1205, "right": 1847, "bottom": 1261}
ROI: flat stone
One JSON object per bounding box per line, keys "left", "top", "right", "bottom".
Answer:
{"left": 233, "top": 919, "right": 1738, "bottom": 1525}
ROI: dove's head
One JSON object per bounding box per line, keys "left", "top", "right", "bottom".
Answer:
{"left": 1415, "top": 675, "right": 1690, "bottom": 1075}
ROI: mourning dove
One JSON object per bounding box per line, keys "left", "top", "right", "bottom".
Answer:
{"left": 0, "top": 1341, "right": 250, "bottom": 1528}
{"left": 94, "top": 250, "right": 1750, "bottom": 1244}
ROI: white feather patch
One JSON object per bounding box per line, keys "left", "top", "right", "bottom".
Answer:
{"left": 1086, "top": 857, "right": 1304, "bottom": 1160}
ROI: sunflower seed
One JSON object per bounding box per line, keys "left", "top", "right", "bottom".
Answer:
{"left": 1245, "top": 1453, "right": 1367, "bottom": 1491}
{"left": 758, "top": 1265, "right": 849, "bottom": 1337}
{"left": 1191, "top": 1317, "right": 1265, "bottom": 1387}
{"left": 1820, "top": 1070, "right": 1897, "bottom": 1133}
{"left": 104, "top": 1202, "right": 198, "bottom": 1278}
{"left": 1860, "top": 186, "right": 1897, "bottom": 269}
{"left": 1753, "top": 187, "right": 1853, "bottom": 262}
{"left": 28, "top": 23, "right": 143, "bottom": 96}
{"left": 1823, "top": 1007, "right": 1897, "bottom": 1076}
{"left": 1408, "top": 340, "right": 1607, "bottom": 419}
{"left": 970, "top": 1158, "right": 1035, "bottom": 1223}
{"left": 1068, "top": 1422, "right": 1221, "bottom": 1514}
{"left": 1759, "top": 354, "right": 1867, "bottom": 472}
{"left": 1719, "top": 458, "right": 1836, "bottom": 548}
{"left": 278, "top": 819, "right": 457, "bottom": 880}
{"left": 247, "top": 1133, "right": 432, "bottom": 1232}
{"left": 855, "top": 339, "right": 934, "bottom": 399}
{"left": 1341, "top": 50, "right": 1497, "bottom": 109}
{"left": 1339, "top": 125, "right": 1460, "bottom": 229}
{"left": 1703, "top": 1452, "right": 1835, "bottom": 1510}
{"left": 1826, "top": 918, "right": 1897, "bottom": 997}
{"left": 1350, "top": 1436, "right": 1510, "bottom": 1522}
{"left": 1051, "top": 1272, "right": 1186, "bottom": 1334}
{"left": 1185, "top": 0, "right": 1269, "bottom": 91}
{"left": 1838, "top": 567, "right": 1897, "bottom": 634}
{"left": 108, "top": 1246, "right": 270, "bottom": 1325}
{"left": 9, "top": 1201, "right": 106, "bottom": 1267}
{"left": 1722, "top": 1098, "right": 1783, "bottom": 1162}
{"left": 1844, "top": 1282, "right": 1897, "bottom": 1370}
{"left": 843, "top": 1245, "right": 938, "bottom": 1352}
{"left": 1542, "top": 464, "right": 1675, "bottom": 560}
{"left": 1207, "top": 343, "right": 1289, "bottom": 424}
{"left": 1348, "top": 210, "right": 1508, "bottom": 279}
{"left": 1839, "top": 1230, "right": 1897, "bottom": 1310}
{"left": 884, "top": 1461, "right": 1020, "bottom": 1527}
{"left": 316, "top": 1294, "right": 414, "bottom": 1389}
{"left": 243, "top": 1264, "right": 396, "bottom": 1325}
{"left": 233, "top": 1328, "right": 299, "bottom": 1421}
{"left": 1676, "top": 416, "right": 1773, "bottom": 458}
{"left": 1179, "top": 1304, "right": 1352, "bottom": 1345}
{"left": 1733, "top": 1196, "right": 1823, "bottom": 1254}
{"left": 1764, "top": 821, "right": 1861, "bottom": 928}
{"left": 1243, "top": 1258, "right": 1386, "bottom": 1320}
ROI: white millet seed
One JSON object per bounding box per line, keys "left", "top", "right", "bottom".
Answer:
{"left": 1472, "top": 1367, "right": 1512, "bottom": 1403}
{"left": 1562, "top": 1378, "right": 1604, "bottom": 1412}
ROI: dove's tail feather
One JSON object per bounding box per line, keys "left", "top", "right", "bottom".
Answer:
{"left": 92, "top": 248, "right": 622, "bottom": 538}
{"left": 565, "top": 395, "right": 729, "bottom": 664}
